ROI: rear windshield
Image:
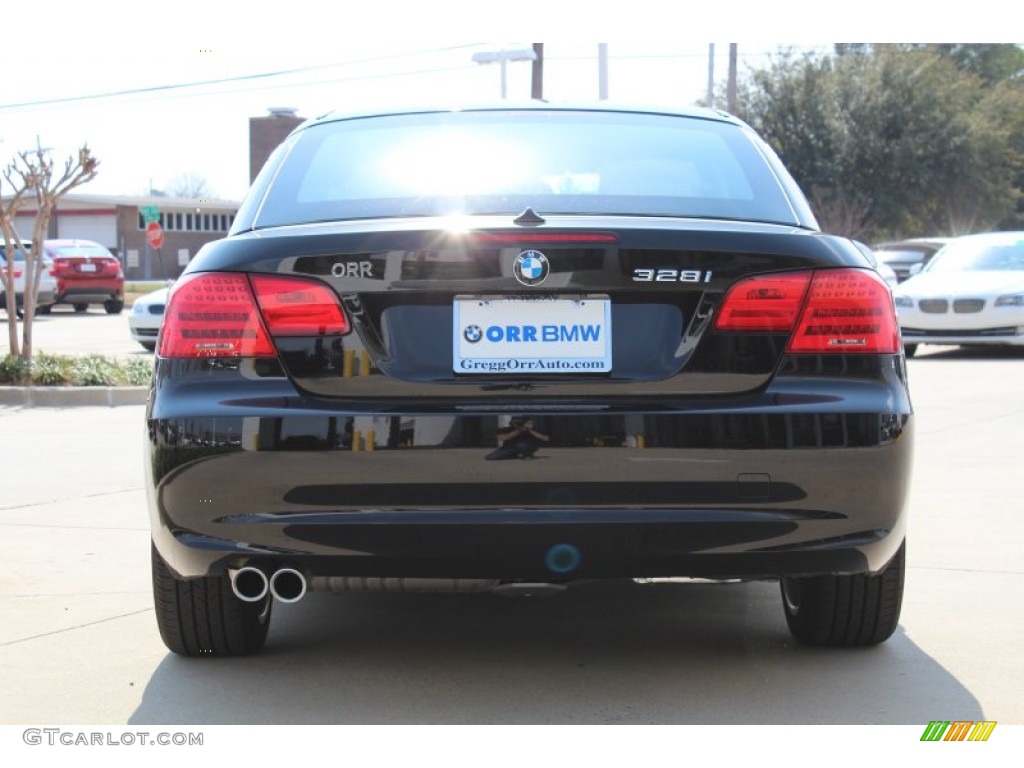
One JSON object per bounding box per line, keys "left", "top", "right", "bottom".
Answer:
{"left": 50, "top": 245, "right": 111, "bottom": 258}
{"left": 253, "top": 110, "right": 798, "bottom": 228}
{"left": 877, "top": 249, "right": 927, "bottom": 260}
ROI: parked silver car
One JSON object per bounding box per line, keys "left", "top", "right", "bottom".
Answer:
{"left": 0, "top": 241, "right": 57, "bottom": 317}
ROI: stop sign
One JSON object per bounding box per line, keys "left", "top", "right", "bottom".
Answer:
{"left": 146, "top": 221, "right": 165, "bottom": 249}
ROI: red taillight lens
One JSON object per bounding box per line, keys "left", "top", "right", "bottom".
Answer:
{"left": 715, "top": 272, "right": 812, "bottom": 331}
{"left": 158, "top": 273, "right": 349, "bottom": 358}
{"left": 159, "top": 273, "right": 275, "bottom": 358}
{"left": 251, "top": 275, "right": 349, "bottom": 336}
{"left": 53, "top": 259, "right": 70, "bottom": 275}
{"left": 787, "top": 269, "right": 900, "bottom": 353}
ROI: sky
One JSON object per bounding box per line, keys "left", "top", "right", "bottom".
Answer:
{"left": 1, "top": 2, "right": 1015, "bottom": 203}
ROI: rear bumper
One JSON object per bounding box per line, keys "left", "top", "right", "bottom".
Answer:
{"left": 56, "top": 279, "right": 123, "bottom": 304}
{"left": 147, "top": 363, "right": 913, "bottom": 582}
{"left": 1, "top": 289, "right": 55, "bottom": 308}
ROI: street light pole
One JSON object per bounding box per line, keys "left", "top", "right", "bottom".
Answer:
{"left": 472, "top": 48, "right": 537, "bottom": 99}
{"left": 598, "top": 43, "right": 609, "bottom": 100}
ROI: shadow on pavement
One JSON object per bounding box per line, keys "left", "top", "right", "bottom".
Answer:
{"left": 129, "top": 579, "right": 979, "bottom": 725}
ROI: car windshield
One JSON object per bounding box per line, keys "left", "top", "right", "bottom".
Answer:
{"left": 926, "top": 238, "right": 1024, "bottom": 273}
{"left": 253, "top": 110, "right": 799, "bottom": 228}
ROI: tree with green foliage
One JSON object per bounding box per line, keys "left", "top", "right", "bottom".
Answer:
{"left": 738, "top": 46, "right": 1024, "bottom": 242}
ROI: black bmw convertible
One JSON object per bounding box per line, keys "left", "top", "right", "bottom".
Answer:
{"left": 146, "top": 104, "right": 912, "bottom": 655}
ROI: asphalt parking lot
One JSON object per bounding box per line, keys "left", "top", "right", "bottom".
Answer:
{"left": 1, "top": 314, "right": 1022, "bottom": 726}
{"left": 1, "top": 304, "right": 150, "bottom": 358}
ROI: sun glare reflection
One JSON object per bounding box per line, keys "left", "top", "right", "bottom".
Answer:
{"left": 379, "top": 133, "right": 535, "bottom": 197}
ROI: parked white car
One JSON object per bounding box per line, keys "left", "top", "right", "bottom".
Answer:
{"left": 893, "top": 231, "right": 1024, "bottom": 356}
{"left": 128, "top": 286, "right": 170, "bottom": 351}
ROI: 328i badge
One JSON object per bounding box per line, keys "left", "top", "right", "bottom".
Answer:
{"left": 146, "top": 104, "right": 912, "bottom": 656}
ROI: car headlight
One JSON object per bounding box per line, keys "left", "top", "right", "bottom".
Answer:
{"left": 893, "top": 295, "right": 913, "bottom": 308}
{"left": 995, "top": 294, "right": 1024, "bottom": 307}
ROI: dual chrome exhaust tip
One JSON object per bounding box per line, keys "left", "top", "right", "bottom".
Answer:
{"left": 230, "top": 566, "right": 307, "bottom": 604}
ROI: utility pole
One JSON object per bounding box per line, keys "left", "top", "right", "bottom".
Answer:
{"left": 531, "top": 43, "right": 544, "bottom": 100}
{"left": 727, "top": 43, "right": 738, "bottom": 113}
{"left": 598, "top": 44, "right": 609, "bottom": 100}
{"left": 706, "top": 43, "right": 715, "bottom": 107}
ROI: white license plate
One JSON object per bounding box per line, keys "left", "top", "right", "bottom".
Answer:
{"left": 78, "top": 263, "right": 97, "bottom": 272}
{"left": 453, "top": 296, "right": 611, "bottom": 374}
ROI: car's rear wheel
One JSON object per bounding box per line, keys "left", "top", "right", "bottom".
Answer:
{"left": 903, "top": 344, "right": 918, "bottom": 358}
{"left": 780, "top": 541, "right": 905, "bottom": 647}
{"left": 151, "top": 544, "right": 271, "bottom": 656}
{"left": 73, "top": 302, "right": 88, "bottom": 313}
{"left": 104, "top": 299, "right": 124, "bottom": 314}
{"left": 140, "top": 341, "right": 156, "bottom": 352}
{"left": 37, "top": 305, "right": 52, "bottom": 315}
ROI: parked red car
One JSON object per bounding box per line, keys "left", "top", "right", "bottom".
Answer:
{"left": 40, "top": 239, "right": 124, "bottom": 314}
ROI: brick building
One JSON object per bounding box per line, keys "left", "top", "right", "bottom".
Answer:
{"left": 250, "top": 107, "right": 304, "bottom": 183}
{"left": 11, "top": 194, "right": 240, "bottom": 281}
{"left": 5, "top": 107, "right": 303, "bottom": 281}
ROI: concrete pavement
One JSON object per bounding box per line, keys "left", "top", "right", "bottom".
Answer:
{"left": 0, "top": 348, "right": 1022, "bottom": 724}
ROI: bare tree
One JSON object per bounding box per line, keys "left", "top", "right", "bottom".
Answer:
{"left": 1, "top": 171, "right": 35, "bottom": 356}
{"left": 165, "top": 171, "right": 214, "bottom": 199}
{"left": 2, "top": 141, "right": 98, "bottom": 368}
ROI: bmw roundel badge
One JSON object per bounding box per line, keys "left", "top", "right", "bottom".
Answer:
{"left": 463, "top": 324, "right": 483, "bottom": 343}
{"left": 513, "top": 250, "right": 550, "bottom": 287}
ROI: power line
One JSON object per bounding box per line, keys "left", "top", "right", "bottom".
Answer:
{"left": 0, "top": 44, "right": 485, "bottom": 111}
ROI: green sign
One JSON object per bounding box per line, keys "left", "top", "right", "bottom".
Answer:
{"left": 141, "top": 205, "right": 160, "bottom": 224}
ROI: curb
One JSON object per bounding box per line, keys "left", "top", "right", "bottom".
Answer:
{"left": 0, "top": 386, "right": 148, "bottom": 407}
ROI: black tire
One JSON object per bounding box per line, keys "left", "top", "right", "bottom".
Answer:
{"left": 104, "top": 299, "right": 124, "bottom": 314}
{"left": 140, "top": 341, "right": 157, "bottom": 352}
{"left": 73, "top": 302, "right": 88, "bottom": 313}
{"left": 903, "top": 344, "right": 917, "bottom": 358}
{"left": 780, "top": 541, "right": 905, "bottom": 647}
{"left": 37, "top": 304, "right": 52, "bottom": 315}
{"left": 151, "top": 544, "right": 271, "bottom": 656}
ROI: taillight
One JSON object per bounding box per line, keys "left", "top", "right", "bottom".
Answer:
{"left": 159, "top": 273, "right": 275, "bottom": 358}
{"left": 251, "top": 275, "right": 349, "bottom": 336}
{"left": 715, "top": 268, "right": 900, "bottom": 354}
{"left": 158, "top": 273, "right": 349, "bottom": 358}
{"left": 53, "top": 259, "right": 71, "bottom": 276}
{"left": 715, "top": 272, "right": 812, "bottom": 331}
{"left": 787, "top": 269, "right": 900, "bottom": 353}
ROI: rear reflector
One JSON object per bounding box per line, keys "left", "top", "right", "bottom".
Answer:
{"left": 788, "top": 269, "right": 900, "bottom": 353}
{"left": 159, "top": 273, "right": 275, "bottom": 358}
{"left": 251, "top": 275, "right": 349, "bottom": 336}
{"left": 715, "top": 272, "right": 812, "bottom": 331}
